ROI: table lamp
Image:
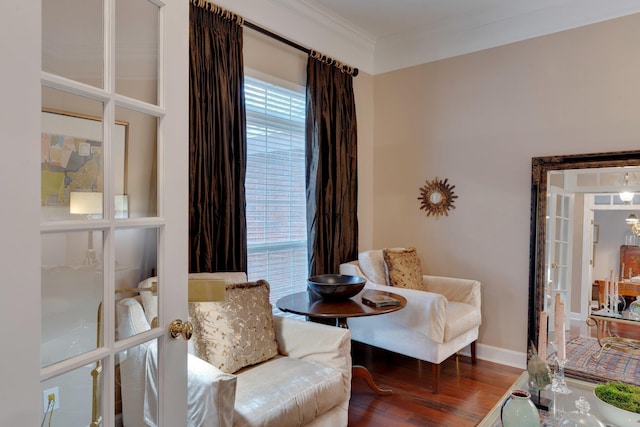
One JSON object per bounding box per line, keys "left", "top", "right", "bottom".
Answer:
{"left": 69, "top": 191, "right": 102, "bottom": 265}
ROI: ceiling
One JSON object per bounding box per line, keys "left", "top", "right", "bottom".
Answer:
{"left": 290, "top": 0, "right": 640, "bottom": 73}
{"left": 309, "top": 0, "right": 557, "bottom": 40}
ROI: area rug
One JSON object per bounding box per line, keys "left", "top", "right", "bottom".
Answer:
{"left": 563, "top": 335, "right": 640, "bottom": 385}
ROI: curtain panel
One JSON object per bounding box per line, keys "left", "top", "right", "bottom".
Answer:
{"left": 189, "top": 4, "right": 247, "bottom": 273}
{"left": 306, "top": 57, "right": 359, "bottom": 276}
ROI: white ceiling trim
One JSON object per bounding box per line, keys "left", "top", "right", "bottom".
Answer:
{"left": 297, "top": 0, "right": 377, "bottom": 44}
{"left": 373, "top": 0, "right": 640, "bottom": 74}
{"left": 214, "top": 0, "right": 375, "bottom": 73}
{"left": 207, "top": 0, "right": 640, "bottom": 76}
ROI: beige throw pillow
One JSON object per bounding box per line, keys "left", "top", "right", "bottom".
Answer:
{"left": 358, "top": 250, "right": 386, "bottom": 284}
{"left": 383, "top": 247, "right": 423, "bottom": 290}
{"left": 189, "top": 280, "right": 278, "bottom": 373}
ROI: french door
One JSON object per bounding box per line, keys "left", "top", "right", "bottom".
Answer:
{"left": 0, "top": 0, "right": 189, "bottom": 425}
{"left": 545, "top": 189, "right": 574, "bottom": 332}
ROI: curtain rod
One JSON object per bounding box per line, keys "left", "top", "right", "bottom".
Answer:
{"left": 243, "top": 20, "right": 359, "bottom": 77}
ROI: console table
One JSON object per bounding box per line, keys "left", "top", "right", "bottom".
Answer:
{"left": 587, "top": 308, "right": 640, "bottom": 359}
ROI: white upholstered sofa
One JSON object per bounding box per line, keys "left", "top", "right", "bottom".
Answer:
{"left": 339, "top": 249, "right": 481, "bottom": 394}
{"left": 116, "top": 273, "right": 352, "bottom": 427}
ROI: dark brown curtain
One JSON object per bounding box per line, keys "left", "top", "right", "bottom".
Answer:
{"left": 306, "top": 57, "right": 358, "bottom": 276}
{"left": 189, "top": 4, "right": 247, "bottom": 273}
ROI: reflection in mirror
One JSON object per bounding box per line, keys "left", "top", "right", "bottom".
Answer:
{"left": 529, "top": 151, "right": 640, "bottom": 384}
{"left": 42, "top": 0, "right": 103, "bottom": 87}
{"left": 41, "top": 360, "right": 102, "bottom": 425}
{"left": 41, "top": 87, "right": 105, "bottom": 222}
{"left": 117, "top": 339, "right": 158, "bottom": 426}
{"left": 115, "top": 0, "right": 159, "bottom": 105}
{"left": 114, "top": 227, "right": 158, "bottom": 341}
{"left": 115, "top": 106, "right": 158, "bottom": 218}
{"left": 41, "top": 231, "right": 104, "bottom": 368}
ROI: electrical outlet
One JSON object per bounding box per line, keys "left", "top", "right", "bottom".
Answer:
{"left": 42, "top": 387, "right": 60, "bottom": 413}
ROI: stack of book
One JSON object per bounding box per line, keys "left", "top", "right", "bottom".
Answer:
{"left": 362, "top": 294, "right": 402, "bottom": 307}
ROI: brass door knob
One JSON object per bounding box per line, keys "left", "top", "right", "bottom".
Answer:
{"left": 169, "top": 319, "right": 193, "bottom": 340}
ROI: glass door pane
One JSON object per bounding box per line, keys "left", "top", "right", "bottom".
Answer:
{"left": 41, "top": 231, "right": 104, "bottom": 367}
{"left": 115, "top": 0, "right": 159, "bottom": 105}
{"left": 115, "top": 106, "right": 158, "bottom": 218}
{"left": 42, "top": 0, "right": 104, "bottom": 88}
{"left": 41, "top": 88, "right": 105, "bottom": 222}
{"left": 40, "top": 360, "right": 104, "bottom": 425}
{"left": 41, "top": 0, "right": 188, "bottom": 425}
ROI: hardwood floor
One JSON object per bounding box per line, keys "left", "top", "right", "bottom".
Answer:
{"left": 347, "top": 342, "right": 522, "bottom": 427}
{"left": 347, "top": 319, "right": 640, "bottom": 426}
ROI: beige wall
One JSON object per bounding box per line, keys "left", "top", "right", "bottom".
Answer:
{"left": 353, "top": 70, "right": 375, "bottom": 250}
{"left": 372, "top": 13, "right": 640, "bottom": 352}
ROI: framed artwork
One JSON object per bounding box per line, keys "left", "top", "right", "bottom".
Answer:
{"left": 41, "top": 109, "right": 128, "bottom": 208}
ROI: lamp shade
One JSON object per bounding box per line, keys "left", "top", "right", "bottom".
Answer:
{"left": 188, "top": 278, "right": 226, "bottom": 302}
{"left": 620, "top": 191, "right": 634, "bottom": 203}
{"left": 626, "top": 213, "right": 639, "bottom": 224}
{"left": 70, "top": 192, "right": 103, "bottom": 215}
{"left": 619, "top": 172, "right": 634, "bottom": 203}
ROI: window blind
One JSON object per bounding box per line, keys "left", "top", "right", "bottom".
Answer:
{"left": 244, "top": 76, "right": 308, "bottom": 307}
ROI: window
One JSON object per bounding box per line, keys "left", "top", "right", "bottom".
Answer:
{"left": 245, "top": 75, "right": 308, "bottom": 306}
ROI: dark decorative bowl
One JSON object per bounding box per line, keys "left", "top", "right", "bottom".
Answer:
{"left": 307, "top": 274, "right": 366, "bottom": 300}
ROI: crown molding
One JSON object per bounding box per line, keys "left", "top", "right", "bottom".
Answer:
{"left": 373, "top": 0, "right": 640, "bottom": 74}
{"left": 296, "top": 0, "right": 377, "bottom": 45}
{"left": 228, "top": 0, "right": 640, "bottom": 76}
{"left": 214, "top": 0, "right": 376, "bottom": 74}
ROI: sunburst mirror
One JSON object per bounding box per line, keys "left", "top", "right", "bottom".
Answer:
{"left": 418, "top": 177, "right": 457, "bottom": 217}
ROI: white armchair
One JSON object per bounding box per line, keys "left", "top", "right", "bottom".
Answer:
{"left": 340, "top": 249, "right": 481, "bottom": 394}
{"left": 117, "top": 273, "right": 352, "bottom": 427}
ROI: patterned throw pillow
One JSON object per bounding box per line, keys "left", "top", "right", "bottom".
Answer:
{"left": 189, "top": 280, "right": 279, "bottom": 373}
{"left": 383, "top": 247, "right": 423, "bottom": 289}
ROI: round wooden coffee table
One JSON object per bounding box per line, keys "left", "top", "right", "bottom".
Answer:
{"left": 277, "top": 289, "right": 407, "bottom": 395}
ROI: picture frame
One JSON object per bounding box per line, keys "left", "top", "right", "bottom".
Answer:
{"left": 41, "top": 109, "right": 128, "bottom": 208}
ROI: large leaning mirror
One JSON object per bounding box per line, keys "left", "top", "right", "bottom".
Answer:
{"left": 528, "top": 150, "right": 640, "bottom": 383}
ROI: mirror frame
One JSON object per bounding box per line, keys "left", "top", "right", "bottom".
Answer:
{"left": 527, "top": 149, "right": 640, "bottom": 351}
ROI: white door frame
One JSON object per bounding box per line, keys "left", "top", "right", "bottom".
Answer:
{"left": 545, "top": 187, "right": 574, "bottom": 332}
{"left": 0, "top": 1, "right": 42, "bottom": 425}
{"left": 579, "top": 206, "right": 595, "bottom": 321}
{"left": 0, "top": 1, "right": 189, "bottom": 424}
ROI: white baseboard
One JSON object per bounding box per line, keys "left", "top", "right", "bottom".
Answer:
{"left": 459, "top": 343, "right": 527, "bottom": 370}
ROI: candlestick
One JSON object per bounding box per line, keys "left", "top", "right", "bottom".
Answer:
{"left": 538, "top": 311, "right": 547, "bottom": 360}
{"left": 551, "top": 356, "right": 571, "bottom": 395}
{"left": 608, "top": 269, "right": 614, "bottom": 308}
{"left": 554, "top": 293, "right": 565, "bottom": 361}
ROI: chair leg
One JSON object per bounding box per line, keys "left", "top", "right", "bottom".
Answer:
{"left": 432, "top": 363, "right": 440, "bottom": 394}
{"left": 471, "top": 341, "right": 477, "bottom": 365}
